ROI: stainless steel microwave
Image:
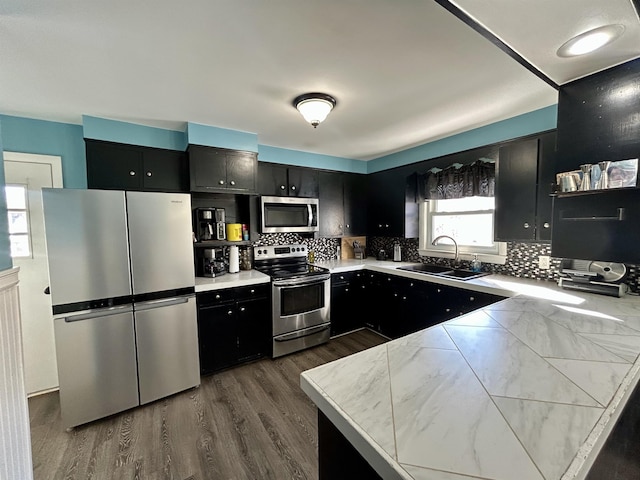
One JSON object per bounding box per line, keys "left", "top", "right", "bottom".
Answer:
{"left": 260, "top": 196, "right": 319, "bottom": 233}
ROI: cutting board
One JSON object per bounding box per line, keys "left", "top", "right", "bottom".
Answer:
{"left": 341, "top": 236, "right": 366, "bottom": 259}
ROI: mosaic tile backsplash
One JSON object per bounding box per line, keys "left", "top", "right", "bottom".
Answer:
{"left": 255, "top": 234, "right": 640, "bottom": 294}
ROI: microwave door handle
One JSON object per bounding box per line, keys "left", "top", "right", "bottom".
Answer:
{"left": 307, "top": 204, "right": 313, "bottom": 227}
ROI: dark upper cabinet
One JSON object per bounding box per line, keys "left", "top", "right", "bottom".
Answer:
{"left": 319, "top": 171, "right": 367, "bottom": 237}
{"left": 257, "top": 163, "right": 318, "bottom": 197}
{"left": 287, "top": 166, "right": 319, "bottom": 197}
{"left": 367, "top": 169, "right": 406, "bottom": 237}
{"left": 343, "top": 173, "right": 367, "bottom": 236}
{"left": 188, "top": 145, "right": 257, "bottom": 194}
{"left": 495, "top": 131, "right": 557, "bottom": 242}
{"left": 86, "top": 139, "right": 188, "bottom": 192}
{"left": 552, "top": 188, "right": 640, "bottom": 264}
{"left": 319, "top": 171, "right": 344, "bottom": 236}
{"left": 557, "top": 58, "right": 640, "bottom": 172}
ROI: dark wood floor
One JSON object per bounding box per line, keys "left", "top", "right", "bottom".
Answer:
{"left": 28, "top": 329, "right": 387, "bottom": 480}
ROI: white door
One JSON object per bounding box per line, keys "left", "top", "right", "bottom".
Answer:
{"left": 4, "top": 152, "right": 63, "bottom": 395}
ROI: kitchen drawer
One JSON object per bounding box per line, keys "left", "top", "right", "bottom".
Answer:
{"left": 197, "top": 289, "right": 236, "bottom": 307}
{"left": 235, "top": 284, "right": 269, "bottom": 301}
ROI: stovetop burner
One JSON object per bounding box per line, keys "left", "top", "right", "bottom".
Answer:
{"left": 253, "top": 244, "right": 330, "bottom": 281}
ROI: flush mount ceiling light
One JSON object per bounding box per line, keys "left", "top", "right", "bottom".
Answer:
{"left": 557, "top": 24, "right": 625, "bottom": 57}
{"left": 292, "top": 93, "right": 337, "bottom": 128}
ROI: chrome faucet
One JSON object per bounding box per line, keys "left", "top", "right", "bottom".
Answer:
{"left": 432, "top": 235, "right": 459, "bottom": 266}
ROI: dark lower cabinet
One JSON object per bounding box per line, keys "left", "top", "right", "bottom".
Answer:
{"left": 330, "top": 271, "right": 366, "bottom": 336}
{"left": 197, "top": 284, "right": 270, "bottom": 375}
{"left": 362, "top": 271, "right": 505, "bottom": 339}
{"left": 318, "top": 410, "right": 382, "bottom": 480}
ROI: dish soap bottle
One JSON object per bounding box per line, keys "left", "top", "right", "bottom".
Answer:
{"left": 470, "top": 254, "right": 482, "bottom": 272}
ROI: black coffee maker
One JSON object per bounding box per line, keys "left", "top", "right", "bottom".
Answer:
{"left": 197, "top": 248, "right": 226, "bottom": 277}
{"left": 195, "top": 208, "right": 226, "bottom": 241}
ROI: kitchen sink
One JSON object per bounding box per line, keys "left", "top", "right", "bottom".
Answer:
{"left": 398, "top": 264, "right": 453, "bottom": 274}
{"left": 396, "top": 264, "right": 489, "bottom": 281}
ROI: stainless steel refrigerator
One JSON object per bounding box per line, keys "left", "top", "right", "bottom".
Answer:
{"left": 42, "top": 189, "right": 200, "bottom": 430}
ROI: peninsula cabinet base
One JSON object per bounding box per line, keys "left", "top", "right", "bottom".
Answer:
{"left": 318, "top": 410, "right": 382, "bottom": 480}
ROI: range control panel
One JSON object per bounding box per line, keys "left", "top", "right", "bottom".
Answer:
{"left": 253, "top": 244, "right": 307, "bottom": 260}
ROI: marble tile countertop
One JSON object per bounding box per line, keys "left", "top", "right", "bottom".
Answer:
{"left": 194, "top": 269, "right": 270, "bottom": 292}
{"left": 301, "top": 269, "right": 640, "bottom": 480}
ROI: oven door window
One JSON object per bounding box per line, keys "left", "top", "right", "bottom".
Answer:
{"left": 280, "top": 282, "right": 324, "bottom": 317}
{"left": 264, "top": 203, "right": 310, "bottom": 228}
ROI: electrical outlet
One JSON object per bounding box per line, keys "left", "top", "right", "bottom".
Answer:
{"left": 538, "top": 255, "right": 550, "bottom": 270}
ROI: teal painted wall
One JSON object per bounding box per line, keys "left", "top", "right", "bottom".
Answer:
{"left": 83, "top": 115, "right": 188, "bottom": 151}
{"left": 0, "top": 115, "right": 86, "bottom": 188}
{"left": 0, "top": 121, "right": 13, "bottom": 270}
{"left": 258, "top": 145, "right": 367, "bottom": 174}
{"left": 367, "top": 105, "right": 558, "bottom": 173}
{"left": 0, "top": 105, "right": 560, "bottom": 196}
{"left": 186, "top": 122, "right": 258, "bottom": 152}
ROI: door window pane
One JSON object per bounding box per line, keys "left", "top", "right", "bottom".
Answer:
{"left": 10, "top": 234, "right": 30, "bottom": 257}
{"left": 5, "top": 185, "right": 27, "bottom": 209}
{"left": 4, "top": 184, "right": 31, "bottom": 258}
{"left": 8, "top": 211, "right": 28, "bottom": 233}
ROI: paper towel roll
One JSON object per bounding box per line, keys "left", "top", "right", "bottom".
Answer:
{"left": 228, "top": 245, "right": 240, "bottom": 273}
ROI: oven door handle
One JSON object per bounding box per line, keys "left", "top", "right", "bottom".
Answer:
{"left": 274, "top": 324, "right": 330, "bottom": 342}
{"left": 273, "top": 274, "right": 331, "bottom": 288}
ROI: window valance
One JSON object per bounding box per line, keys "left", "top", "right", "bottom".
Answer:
{"left": 417, "top": 160, "right": 495, "bottom": 200}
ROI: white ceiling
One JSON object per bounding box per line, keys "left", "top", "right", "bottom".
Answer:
{"left": 0, "top": 1, "right": 638, "bottom": 161}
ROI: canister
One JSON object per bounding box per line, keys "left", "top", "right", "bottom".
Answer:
{"left": 226, "top": 223, "right": 243, "bottom": 241}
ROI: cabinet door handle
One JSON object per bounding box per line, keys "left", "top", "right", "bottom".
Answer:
{"left": 446, "top": 308, "right": 451, "bottom": 312}
{"left": 523, "top": 222, "right": 530, "bottom": 229}
{"left": 146, "top": 171, "right": 152, "bottom": 177}
{"left": 385, "top": 224, "right": 389, "bottom": 228}
{"left": 543, "top": 222, "right": 550, "bottom": 228}
{"left": 227, "top": 310, "right": 233, "bottom": 315}
{"left": 280, "top": 185, "right": 286, "bottom": 190}
{"left": 338, "top": 224, "right": 343, "bottom": 229}
{"left": 346, "top": 224, "right": 350, "bottom": 228}
{"left": 345, "top": 288, "right": 349, "bottom": 292}
{"left": 239, "top": 307, "right": 246, "bottom": 312}
{"left": 129, "top": 170, "right": 136, "bottom": 176}
{"left": 469, "top": 296, "right": 475, "bottom": 301}
{"left": 230, "top": 180, "right": 236, "bottom": 186}
{"left": 560, "top": 208, "right": 625, "bottom": 221}
{"left": 378, "top": 224, "right": 383, "bottom": 228}
{"left": 215, "top": 294, "right": 221, "bottom": 299}
{"left": 219, "top": 180, "right": 225, "bottom": 185}
{"left": 250, "top": 289, "right": 255, "bottom": 294}
{"left": 291, "top": 185, "right": 296, "bottom": 191}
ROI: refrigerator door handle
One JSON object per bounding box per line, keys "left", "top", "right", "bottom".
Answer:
{"left": 63, "top": 305, "right": 133, "bottom": 323}
{"left": 134, "top": 296, "right": 192, "bottom": 311}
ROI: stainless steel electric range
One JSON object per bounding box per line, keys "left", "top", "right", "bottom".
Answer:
{"left": 253, "top": 244, "right": 331, "bottom": 358}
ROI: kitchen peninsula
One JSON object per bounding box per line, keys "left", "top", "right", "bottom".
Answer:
{"left": 302, "top": 262, "right": 640, "bottom": 480}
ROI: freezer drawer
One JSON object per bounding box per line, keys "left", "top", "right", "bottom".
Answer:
{"left": 54, "top": 306, "right": 139, "bottom": 430}
{"left": 135, "top": 295, "right": 200, "bottom": 404}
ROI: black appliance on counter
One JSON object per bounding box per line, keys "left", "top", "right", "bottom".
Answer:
{"left": 195, "top": 207, "right": 226, "bottom": 241}
{"left": 558, "top": 259, "right": 627, "bottom": 297}
{"left": 195, "top": 247, "right": 226, "bottom": 278}
{"left": 253, "top": 244, "right": 331, "bottom": 357}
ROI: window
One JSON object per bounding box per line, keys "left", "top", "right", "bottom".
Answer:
{"left": 418, "top": 196, "right": 506, "bottom": 264}
{"left": 5, "top": 184, "right": 31, "bottom": 258}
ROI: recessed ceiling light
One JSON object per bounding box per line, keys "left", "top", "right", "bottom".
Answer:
{"left": 557, "top": 24, "right": 625, "bottom": 57}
